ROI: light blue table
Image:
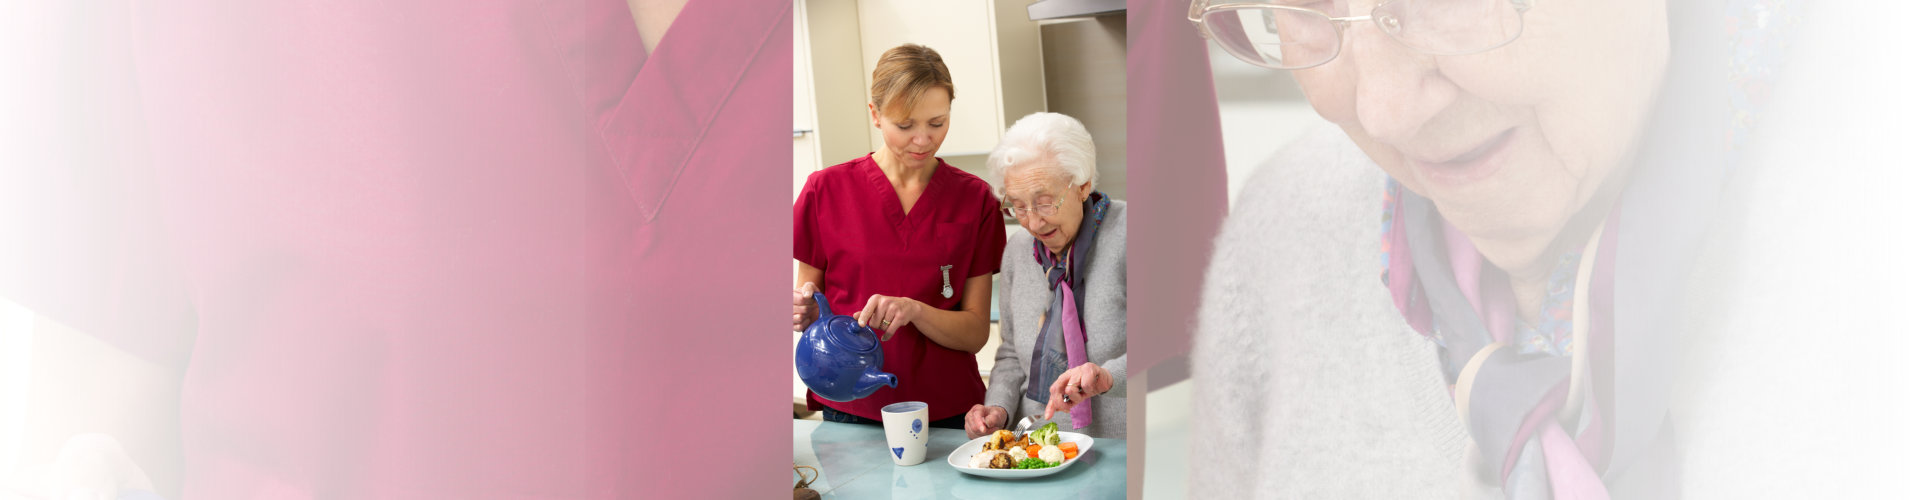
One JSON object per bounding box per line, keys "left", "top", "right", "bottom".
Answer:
{"left": 793, "top": 420, "right": 1127, "bottom": 499}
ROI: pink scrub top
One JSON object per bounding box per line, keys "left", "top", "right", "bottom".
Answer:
{"left": 792, "top": 155, "right": 1007, "bottom": 422}
{"left": 5, "top": 0, "right": 792, "bottom": 498}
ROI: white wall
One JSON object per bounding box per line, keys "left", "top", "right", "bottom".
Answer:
{"left": 1039, "top": 15, "right": 1128, "bottom": 200}
{"left": 0, "top": 298, "right": 34, "bottom": 476}
{"left": 1205, "top": 41, "right": 1326, "bottom": 209}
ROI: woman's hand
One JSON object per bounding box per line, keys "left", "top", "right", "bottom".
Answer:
{"left": 1043, "top": 363, "right": 1114, "bottom": 420}
{"left": 964, "top": 404, "right": 1008, "bottom": 439}
{"left": 792, "top": 282, "right": 820, "bottom": 332}
{"left": 855, "top": 294, "right": 925, "bottom": 341}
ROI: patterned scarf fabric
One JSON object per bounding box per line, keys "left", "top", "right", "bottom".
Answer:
{"left": 1383, "top": 179, "right": 1617, "bottom": 498}
{"left": 1025, "top": 191, "right": 1110, "bottom": 430}
{"left": 1375, "top": 3, "right": 1800, "bottom": 496}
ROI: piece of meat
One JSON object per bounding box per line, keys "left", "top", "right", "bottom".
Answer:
{"left": 988, "top": 451, "right": 1015, "bottom": 469}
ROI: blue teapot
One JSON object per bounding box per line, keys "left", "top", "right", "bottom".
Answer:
{"left": 795, "top": 291, "right": 898, "bottom": 402}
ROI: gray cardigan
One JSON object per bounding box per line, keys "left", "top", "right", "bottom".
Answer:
{"left": 1186, "top": 127, "right": 1472, "bottom": 498}
{"left": 1185, "top": 120, "right": 1874, "bottom": 497}
{"left": 986, "top": 199, "right": 1127, "bottom": 439}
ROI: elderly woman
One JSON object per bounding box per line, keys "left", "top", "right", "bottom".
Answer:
{"left": 962, "top": 112, "right": 1127, "bottom": 440}
{"left": 1179, "top": 0, "right": 1857, "bottom": 498}
{"left": 792, "top": 44, "right": 1006, "bottom": 429}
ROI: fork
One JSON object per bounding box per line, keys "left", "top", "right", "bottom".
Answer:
{"left": 1012, "top": 415, "right": 1036, "bottom": 437}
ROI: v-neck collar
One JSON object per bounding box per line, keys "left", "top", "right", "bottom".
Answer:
{"left": 862, "top": 154, "right": 945, "bottom": 230}
{"left": 570, "top": 0, "right": 788, "bottom": 224}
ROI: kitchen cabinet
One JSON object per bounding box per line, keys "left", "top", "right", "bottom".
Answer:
{"left": 796, "top": 0, "right": 1046, "bottom": 174}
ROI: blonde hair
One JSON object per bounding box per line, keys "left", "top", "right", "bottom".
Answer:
{"left": 870, "top": 44, "right": 955, "bottom": 121}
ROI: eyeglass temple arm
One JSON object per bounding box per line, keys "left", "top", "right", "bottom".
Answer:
{"left": 1187, "top": 1, "right": 1377, "bottom": 29}
{"left": 1191, "top": 0, "right": 1534, "bottom": 23}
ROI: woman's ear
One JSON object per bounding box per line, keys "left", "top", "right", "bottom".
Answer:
{"left": 1077, "top": 181, "right": 1093, "bottom": 201}
{"left": 868, "top": 103, "right": 881, "bottom": 129}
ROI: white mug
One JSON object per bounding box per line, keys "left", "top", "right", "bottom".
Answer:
{"left": 880, "top": 401, "right": 931, "bottom": 466}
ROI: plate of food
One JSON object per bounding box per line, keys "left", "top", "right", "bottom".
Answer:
{"left": 947, "top": 422, "right": 1091, "bottom": 479}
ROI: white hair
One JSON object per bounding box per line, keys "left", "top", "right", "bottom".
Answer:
{"left": 986, "top": 112, "right": 1096, "bottom": 198}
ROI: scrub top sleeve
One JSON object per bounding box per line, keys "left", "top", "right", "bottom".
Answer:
{"left": 971, "top": 199, "right": 1008, "bottom": 277}
{"left": 792, "top": 173, "right": 826, "bottom": 270}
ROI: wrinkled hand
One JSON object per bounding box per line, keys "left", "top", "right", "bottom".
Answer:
{"left": 854, "top": 294, "right": 924, "bottom": 341}
{"left": 27, "top": 433, "right": 154, "bottom": 500}
{"left": 792, "top": 282, "right": 821, "bottom": 332}
{"left": 1044, "top": 363, "right": 1114, "bottom": 420}
{"left": 964, "top": 404, "right": 1008, "bottom": 439}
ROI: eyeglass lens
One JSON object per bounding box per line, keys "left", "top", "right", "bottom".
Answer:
{"left": 1200, "top": 0, "right": 1525, "bottom": 69}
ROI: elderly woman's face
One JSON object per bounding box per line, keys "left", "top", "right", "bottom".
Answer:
{"left": 1292, "top": 0, "right": 1669, "bottom": 269}
{"left": 870, "top": 88, "right": 952, "bottom": 170}
{"left": 1004, "top": 165, "right": 1092, "bottom": 255}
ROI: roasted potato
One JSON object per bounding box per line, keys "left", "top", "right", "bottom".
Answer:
{"left": 982, "top": 429, "right": 1015, "bottom": 452}
{"left": 984, "top": 429, "right": 1016, "bottom": 452}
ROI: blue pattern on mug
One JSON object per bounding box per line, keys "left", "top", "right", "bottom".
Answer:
{"left": 911, "top": 419, "right": 921, "bottom": 436}
{"left": 892, "top": 447, "right": 904, "bottom": 459}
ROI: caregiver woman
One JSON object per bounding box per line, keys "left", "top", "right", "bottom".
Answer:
{"left": 963, "top": 112, "right": 1127, "bottom": 440}
{"left": 792, "top": 44, "right": 1006, "bottom": 428}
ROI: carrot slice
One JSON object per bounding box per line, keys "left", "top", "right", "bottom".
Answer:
{"left": 1026, "top": 444, "right": 1041, "bottom": 458}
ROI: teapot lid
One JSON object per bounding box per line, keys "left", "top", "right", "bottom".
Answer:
{"left": 826, "top": 317, "right": 879, "bottom": 352}
{"left": 813, "top": 291, "right": 880, "bottom": 353}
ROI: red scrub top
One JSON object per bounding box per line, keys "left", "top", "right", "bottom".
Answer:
{"left": 793, "top": 155, "right": 1007, "bottom": 422}
{"left": 4, "top": 0, "right": 792, "bottom": 498}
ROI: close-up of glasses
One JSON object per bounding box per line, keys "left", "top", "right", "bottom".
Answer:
{"left": 1190, "top": 0, "right": 1535, "bottom": 70}
{"left": 1001, "top": 196, "right": 1069, "bottom": 219}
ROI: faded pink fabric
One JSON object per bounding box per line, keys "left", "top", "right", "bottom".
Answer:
{"left": 6, "top": 1, "right": 792, "bottom": 498}
{"left": 1126, "top": 0, "right": 1231, "bottom": 377}
{"left": 1543, "top": 424, "right": 1610, "bottom": 500}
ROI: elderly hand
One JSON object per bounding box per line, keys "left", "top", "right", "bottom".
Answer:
{"left": 1044, "top": 362, "right": 1113, "bottom": 420}
{"left": 964, "top": 404, "right": 1009, "bottom": 439}
{"left": 792, "top": 282, "right": 821, "bottom": 332}
{"left": 854, "top": 294, "right": 924, "bottom": 341}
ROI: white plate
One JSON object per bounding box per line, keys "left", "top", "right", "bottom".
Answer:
{"left": 947, "top": 431, "right": 1093, "bottom": 479}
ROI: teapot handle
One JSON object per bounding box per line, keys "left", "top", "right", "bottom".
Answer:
{"left": 812, "top": 291, "right": 832, "bottom": 319}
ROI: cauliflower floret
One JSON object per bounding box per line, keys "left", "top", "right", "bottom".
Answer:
{"left": 1008, "top": 446, "right": 1028, "bottom": 460}
{"left": 1038, "top": 445, "right": 1065, "bottom": 464}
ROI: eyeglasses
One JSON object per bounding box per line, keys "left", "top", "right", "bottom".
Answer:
{"left": 1001, "top": 198, "right": 1067, "bottom": 219}
{"left": 1190, "top": 0, "right": 1534, "bottom": 70}
{"left": 1001, "top": 185, "right": 1073, "bottom": 219}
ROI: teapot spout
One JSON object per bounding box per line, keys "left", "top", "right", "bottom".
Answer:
{"left": 855, "top": 368, "right": 899, "bottom": 396}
